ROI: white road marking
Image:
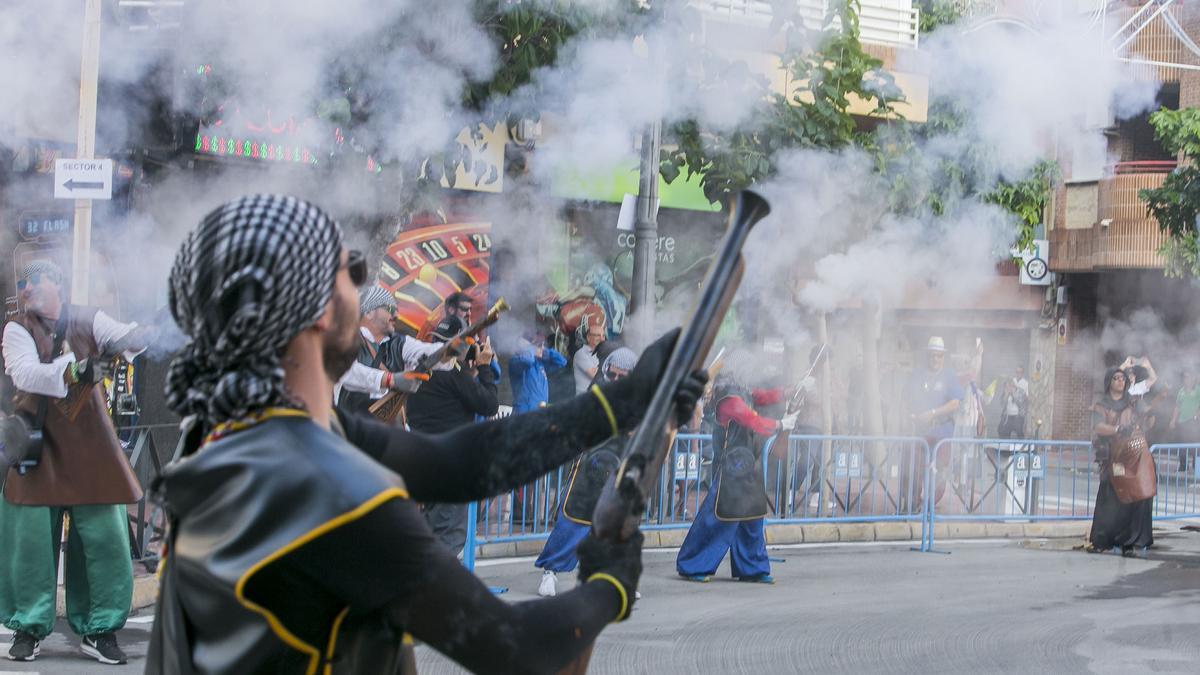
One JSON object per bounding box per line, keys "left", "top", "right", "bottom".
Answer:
{"left": 126, "top": 615, "right": 156, "bottom": 624}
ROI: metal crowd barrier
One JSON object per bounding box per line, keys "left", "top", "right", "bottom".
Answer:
{"left": 922, "top": 438, "right": 1200, "bottom": 551}
{"left": 762, "top": 434, "right": 930, "bottom": 524}
{"left": 459, "top": 434, "right": 1200, "bottom": 571}
{"left": 1148, "top": 443, "right": 1200, "bottom": 519}
{"left": 462, "top": 433, "right": 933, "bottom": 570}
{"left": 118, "top": 422, "right": 182, "bottom": 571}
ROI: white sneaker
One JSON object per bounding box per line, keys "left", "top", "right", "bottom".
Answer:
{"left": 538, "top": 570, "right": 557, "bottom": 597}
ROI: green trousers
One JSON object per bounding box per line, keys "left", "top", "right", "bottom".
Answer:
{"left": 0, "top": 490, "right": 132, "bottom": 640}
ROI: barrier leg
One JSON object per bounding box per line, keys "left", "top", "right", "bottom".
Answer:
{"left": 464, "top": 501, "right": 477, "bottom": 573}
{"left": 915, "top": 441, "right": 949, "bottom": 554}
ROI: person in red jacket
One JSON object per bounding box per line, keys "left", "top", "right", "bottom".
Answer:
{"left": 676, "top": 372, "right": 795, "bottom": 583}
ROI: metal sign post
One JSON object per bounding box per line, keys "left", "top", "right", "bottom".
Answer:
{"left": 71, "top": 0, "right": 102, "bottom": 306}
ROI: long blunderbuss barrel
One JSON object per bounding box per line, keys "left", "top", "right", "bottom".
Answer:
{"left": 557, "top": 189, "right": 770, "bottom": 675}
{"left": 368, "top": 297, "right": 509, "bottom": 424}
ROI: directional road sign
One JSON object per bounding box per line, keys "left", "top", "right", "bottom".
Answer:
{"left": 54, "top": 158, "right": 113, "bottom": 200}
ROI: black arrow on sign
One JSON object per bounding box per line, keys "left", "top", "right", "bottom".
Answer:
{"left": 63, "top": 178, "right": 104, "bottom": 191}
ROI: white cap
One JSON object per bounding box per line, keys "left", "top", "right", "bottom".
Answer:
{"left": 926, "top": 336, "right": 946, "bottom": 352}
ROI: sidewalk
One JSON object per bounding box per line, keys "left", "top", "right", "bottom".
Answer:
{"left": 470, "top": 518, "right": 1094, "bottom": 559}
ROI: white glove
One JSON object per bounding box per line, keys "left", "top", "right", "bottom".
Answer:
{"left": 780, "top": 413, "right": 798, "bottom": 431}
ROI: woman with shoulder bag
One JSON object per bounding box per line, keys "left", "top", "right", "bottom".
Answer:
{"left": 1087, "top": 367, "right": 1155, "bottom": 557}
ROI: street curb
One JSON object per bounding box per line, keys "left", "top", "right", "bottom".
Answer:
{"left": 55, "top": 572, "right": 159, "bottom": 617}
{"left": 470, "top": 519, "right": 1091, "bottom": 559}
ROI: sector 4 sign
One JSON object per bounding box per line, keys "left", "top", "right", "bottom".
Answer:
{"left": 54, "top": 159, "right": 113, "bottom": 200}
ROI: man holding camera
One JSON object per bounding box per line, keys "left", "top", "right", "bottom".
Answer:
{"left": 0, "top": 261, "right": 151, "bottom": 664}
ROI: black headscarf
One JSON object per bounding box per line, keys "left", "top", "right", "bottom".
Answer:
{"left": 165, "top": 194, "right": 343, "bottom": 426}
{"left": 1097, "top": 366, "right": 1132, "bottom": 413}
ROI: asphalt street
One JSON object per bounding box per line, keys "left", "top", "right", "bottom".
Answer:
{"left": 4, "top": 524, "right": 1199, "bottom": 673}
{"left": 419, "top": 525, "right": 1200, "bottom": 674}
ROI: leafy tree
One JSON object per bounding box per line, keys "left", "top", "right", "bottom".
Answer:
{"left": 916, "top": 0, "right": 975, "bottom": 34}
{"left": 879, "top": 96, "right": 1057, "bottom": 252}
{"left": 661, "top": 0, "right": 904, "bottom": 205}
{"left": 1139, "top": 107, "right": 1200, "bottom": 277}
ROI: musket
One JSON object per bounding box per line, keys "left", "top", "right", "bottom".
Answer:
{"left": 556, "top": 190, "right": 770, "bottom": 675}
{"left": 785, "top": 342, "right": 827, "bottom": 415}
{"left": 368, "top": 298, "right": 509, "bottom": 423}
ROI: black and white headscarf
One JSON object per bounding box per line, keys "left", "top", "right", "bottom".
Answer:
{"left": 165, "top": 194, "right": 343, "bottom": 425}
{"left": 21, "top": 260, "right": 65, "bottom": 284}
{"left": 359, "top": 286, "right": 393, "bottom": 317}
{"left": 601, "top": 347, "right": 637, "bottom": 382}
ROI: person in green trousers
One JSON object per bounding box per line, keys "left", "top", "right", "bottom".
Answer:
{"left": 1, "top": 260, "right": 152, "bottom": 665}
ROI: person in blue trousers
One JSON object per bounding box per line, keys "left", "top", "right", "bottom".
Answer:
{"left": 536, "top": 348, "right": 637, "bottom": 596}
{"left": 677, "top": 374, "right": 795, "bottom": 584}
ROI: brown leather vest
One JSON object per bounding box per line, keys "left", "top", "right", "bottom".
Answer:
{"left": 4, "top": 306, "right": 142, "bottom": 506}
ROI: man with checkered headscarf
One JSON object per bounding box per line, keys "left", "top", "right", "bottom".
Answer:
{"left": 149, "top": 193, "right": 709, "bottom": 674}
{"left": 1, "top": 260, "right": 154, "bottom": 665}
{"left": 333, "top": 285, "right": 441, "bottom": 417}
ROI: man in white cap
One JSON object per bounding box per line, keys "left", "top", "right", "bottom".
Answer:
{"left": 903, "top": 336, "right": 963, "bottom": 508}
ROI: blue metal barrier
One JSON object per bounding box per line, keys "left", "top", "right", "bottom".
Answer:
{"left": 1148, "top": 443, "right": 1200, "bottom": 519}
{"left": 461, "top": 434, "right": 1200, "bottom": 572}
{"left": 761, "top": 434, "right": 930, "bottom": 524}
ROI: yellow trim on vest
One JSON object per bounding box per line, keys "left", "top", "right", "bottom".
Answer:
{"left": 586, "top": 572, "right": 629, "bottom": 623}
{"left": 560, "top": 457, "right": 593, "bottom": 526}
{"left": 402, "top": 632, "right": 415, "bottom": 646}
{"left": 204, "top": 407, "right": 311, "bottom": 446}
{"left": 590, "top": 385, "right": 618, "bottom": 438}
{"left": 234, "top": 487, "right": 411, "bottom": 675}
{"left": 323, "top": 607, "right": 350, "bottom": 675}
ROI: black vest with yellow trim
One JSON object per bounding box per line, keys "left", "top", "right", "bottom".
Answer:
{"left": 147, "top": 412, "right": 414, "bottom": 675}
{"left": 561, "top": 435, "right": 625, "bottom": 525}
{"left": 712, "top": 394, "right": 769, "bottom": 521}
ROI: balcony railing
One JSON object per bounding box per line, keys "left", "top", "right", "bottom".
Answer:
{"left": 691, "top": 0, "right": 920, "bottom": 49}
{"left": 1050, "top": 172, "right": 1170, "bottom": 272}
{"left": 1110, "top": 2, "right": 1197, "bottom": 83}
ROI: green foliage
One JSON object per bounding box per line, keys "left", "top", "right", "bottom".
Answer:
{"left": 661, "top": 0, "right": 904, "bottom": 205}
{"left": 916, "top": 0, "right": 972, "bottom": 34}
{"left": 984, "top": 161, "right": 1057, "bottom": 252}
{"left": 465, "top": 1, "right": 643, "bottom": 114}
{"left": 877, "top": 94, "right": 1056, "bottom": 251}
{"left": 1140, "top": 107, "right": 1200, "bottom": 277}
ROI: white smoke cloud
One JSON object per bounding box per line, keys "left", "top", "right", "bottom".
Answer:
{"left": 0, "top": 3, "right": 1176, "bottom": 393}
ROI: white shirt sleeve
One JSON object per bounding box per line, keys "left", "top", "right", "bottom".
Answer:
{"left": 338, "top": 360, "right": 387, "bottom": 397}
{"left": 2, "top": 321, "right": 73, "bottom": 398}
{"left": 399, "top": 337, "right": 443, "bottom": 371}
{"left": 92, "top": 310, "right": 146, "bottom": 360}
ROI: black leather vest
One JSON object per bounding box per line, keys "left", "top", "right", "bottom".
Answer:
{"left": 147, "top": 415, "right": 413, "bottom": 674}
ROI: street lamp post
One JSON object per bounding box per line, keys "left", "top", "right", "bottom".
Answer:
{"left": 629, "top": 121, "right": 661, "bottom": 349}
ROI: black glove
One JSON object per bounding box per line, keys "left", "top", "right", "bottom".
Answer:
{"left": 576, "top": 528, "right": 644, "bottom": 622}
{"left": 605, "top": 328, "right": 710, "bottom": 429}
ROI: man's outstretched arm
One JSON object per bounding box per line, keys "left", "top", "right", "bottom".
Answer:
{"left": 341, "top": 329, "right": 706, "bottom": 503}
